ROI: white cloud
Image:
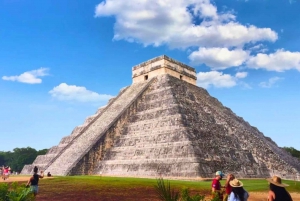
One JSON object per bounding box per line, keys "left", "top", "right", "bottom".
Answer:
{"left": 189, "top": 47, "right": 249, "bottom": 69}
{"left": 49, "top": 83, "right": 114, "bottom": 103}
{"left": 94, "top": 0, "right": 300, "bottom": 74}
{"left": 196, "top": 71, "right": 237, "bottom": 88}
{"left": 95, "top": 0, "right": 277, "bottom": 48}
{"left": 2, "top": 68, "right": 49, "bottom": 84}
{"left": 246, "top": 49, "right": 300, "bottom": 72}
{"left": 248, "top": 44, "right": 268, "bottom": 53}
{"left": 259, "top": 77, "right": 284, "bottom": 88}
{"left": 235, "top": 72, "right": 248, "bottom": 78}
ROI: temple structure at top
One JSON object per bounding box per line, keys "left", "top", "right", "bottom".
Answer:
{"left": 132, "top": 55, "right": 197, "bottom": 85}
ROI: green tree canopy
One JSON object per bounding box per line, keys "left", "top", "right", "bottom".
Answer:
{"left": 283, "top": 147, "right": 300, "bottom": 159}
{"left": 0, "top": 147, "right": 48, "bottom": 172}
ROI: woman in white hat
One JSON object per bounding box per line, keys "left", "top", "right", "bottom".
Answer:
{"left": 228, "top": 179, "right": 249, "bottom": 201}
{"left": 267, "top": 176, "right": 293, "bottom": 201}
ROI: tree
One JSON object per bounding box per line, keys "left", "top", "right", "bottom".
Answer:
{"left": 0, "top": 152, "right": 6, "bottom": 166}
{"left": 0, "top": 147, "right": 49, "bottom": 172}
{"left": 283, "top": 147, "right": 300, "bottom": 159}
{"left": 9, "top": 147, "right": 38, "bottom": 172}
{"left": 37, "top": 149, "right": 48, "bottom": 155}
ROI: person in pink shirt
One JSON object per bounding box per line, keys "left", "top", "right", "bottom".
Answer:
{"left": 3, "top": 166, "right": 9, "bottom": 180}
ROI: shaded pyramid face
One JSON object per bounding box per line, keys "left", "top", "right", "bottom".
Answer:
{"left": 91, "top": 75, "right": 300, "bottom": 178}
{"left": 22, "top": 73, "right": 300, "bottom": 178}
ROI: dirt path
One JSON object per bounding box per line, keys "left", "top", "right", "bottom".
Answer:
{"left": 0, "top": 176, "right": 54, "bottom": 182}
{"left": 0, "top": 176, "right": 29, "bottom": 182}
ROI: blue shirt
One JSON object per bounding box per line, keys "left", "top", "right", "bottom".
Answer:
{"left": 228, "top": 190, "right": 249, "bottom": 201}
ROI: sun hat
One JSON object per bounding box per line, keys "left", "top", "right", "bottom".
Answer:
{"left": 215, "top": 171, "right": 225, "bottom": 177}
{"left": 229, "top": 179, "right": 243, "bottom": 187}
{"left": 266, "top": 176, "right": 289, "bottom": 187}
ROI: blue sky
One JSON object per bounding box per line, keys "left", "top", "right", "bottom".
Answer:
{"left": 1, "top": 0, "right": 300, "bottom": 152}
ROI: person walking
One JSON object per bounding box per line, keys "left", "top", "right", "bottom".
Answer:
{"left": 3, "top": 166, "right": 9, "bottom": 180}
{"left": 228, "top": 178, "right": 249, "bottom": 201}
{"left": 26, "top": 166, "right": 44, "bottom": 197}
{"left": 223, "top": 174, "right": 235, "bottom": 201}
{"left": 267, "top": 176, "right": 293, "bottom": 201}
{"left": 211, "top": 171, "right": 225, "bottom": 200}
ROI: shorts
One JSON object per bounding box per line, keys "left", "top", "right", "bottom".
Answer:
{"left": 30, "top": 185, "right": 39, "bottom": 194}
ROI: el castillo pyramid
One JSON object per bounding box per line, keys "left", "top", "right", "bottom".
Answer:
{"left": 22, "top": 55, "right": 300, "bottom": 179}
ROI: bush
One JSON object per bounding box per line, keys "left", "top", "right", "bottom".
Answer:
{"left": 154, "top": 178, "right": 180, "bottom": 201}
{"left": 154, "top": 178, "right": 221, "bottom": 201}
{"left": 0, "top": 183, "right": 9, "bottom": 201}
{"left": 180, "top": 188, "right": 205, "bottom": 201}
{"left": 0, "top": 182, "right": 35, "bottom": 201}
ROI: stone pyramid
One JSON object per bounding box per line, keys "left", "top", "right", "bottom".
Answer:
{"left": 22, "top": 55, "right": 300, "bottom": 179}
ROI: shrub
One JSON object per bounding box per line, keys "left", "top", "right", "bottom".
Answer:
{"left": 0, "top": 182, "right": 35, "bottom": 201}
{"left": 154, "top": 178, "right": 221, "bottom": 201}
{"left": 154, "top": 178, "right": 180, "bottom": 201}
{"left": 0, "top": 183, "right": 9, "bottom": 201}
{"left": 180, "top": 188, "right": 205, "bottom": 201}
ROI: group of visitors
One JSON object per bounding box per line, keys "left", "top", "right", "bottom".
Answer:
{"left": 211, "top": 171, "right": 293, "bottom": 201}
{"left": 1, "top": 166, "right": 11, "bottom": 180}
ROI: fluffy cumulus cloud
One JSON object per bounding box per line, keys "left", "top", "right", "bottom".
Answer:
{"left": 95, "top": 0, "right": 277, "bottom": 49}
{"left": 49, "top": 83, "right": 114, "bottom": 103}
{"left": 197, "top": 71, "right": 235, "bottom": 88}
{"left": 235, "top": 72, "right": 248, "bottom": 79}
{"left": 2, "top": 68, "right": 49, "bottom": 84}
{"left": 246, "top": 49, "right": 300, "bottom": 72}
{"left": 197, "top": 71, "right": 247, "bottom": 88}
{"left": 95, "top": 0, "right": 300, "bottom": 88}
{"left": 259, "top": 77, "right": 284, "bottom": 88}
{"left": 189, "top": 47, "right": 249, "bottom": 70}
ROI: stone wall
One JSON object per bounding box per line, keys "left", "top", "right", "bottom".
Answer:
{"left": 132, "top": 55, "right": 197, "bottom": 85}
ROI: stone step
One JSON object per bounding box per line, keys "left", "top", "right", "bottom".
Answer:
{"left": 102, "top": 158, "right": 201, "bottom": 164}
{"left": 45, "top": 79, "right": 154, "bottom": 175}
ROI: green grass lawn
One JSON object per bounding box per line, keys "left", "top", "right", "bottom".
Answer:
{"left": 40, "top": 176, "right": 300, "bottom": 192}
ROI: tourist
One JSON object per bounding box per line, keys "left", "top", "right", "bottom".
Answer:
{"left": 267, "top": 176, "right": 293, "bottom": 201}
{"left": 228, "top": 178, "right": 249, "bottom": 201}
{"left": 223, "top": 173, "right": 235, "bottom": 201}
{"left": 26, "top": 166, "right": 44, "bottom": 197}
{"left": 0, "top": 166, "right": 3, "bottom": 180}
{"left": 211, "top": 171, "right": 224, "bottom": 200}
{"left": 7, "top": 166, "right": 11, "bottom": 179}
{"left": 3, "top": 166, "right": 9, "bottom": 180}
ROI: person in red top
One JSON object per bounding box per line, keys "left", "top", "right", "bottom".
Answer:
{"left": 212, "top": 171, "right": 225, "bottom": 200}
{"left": 223, "top": 174, "right": 235, "bottom": 201}
{"left": 3, "top": 166, "right": 9, "bottom": 180}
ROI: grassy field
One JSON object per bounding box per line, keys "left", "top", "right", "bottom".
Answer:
{"left": 37, "top": 175, "right": 300, "bottom": 191}
{"left": 6, "top": 175, "right": 300, "bottom": 201}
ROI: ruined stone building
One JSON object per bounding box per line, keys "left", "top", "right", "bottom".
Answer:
{"left": 21, "top": 55, "right": 300, "bottom": 179}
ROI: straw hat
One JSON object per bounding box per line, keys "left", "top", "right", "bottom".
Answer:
{"left": 229, "top": 179, "right": 243, "bottom": 187}
{"left": 266, "top": 176, "right": 289, "bottom": 187}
